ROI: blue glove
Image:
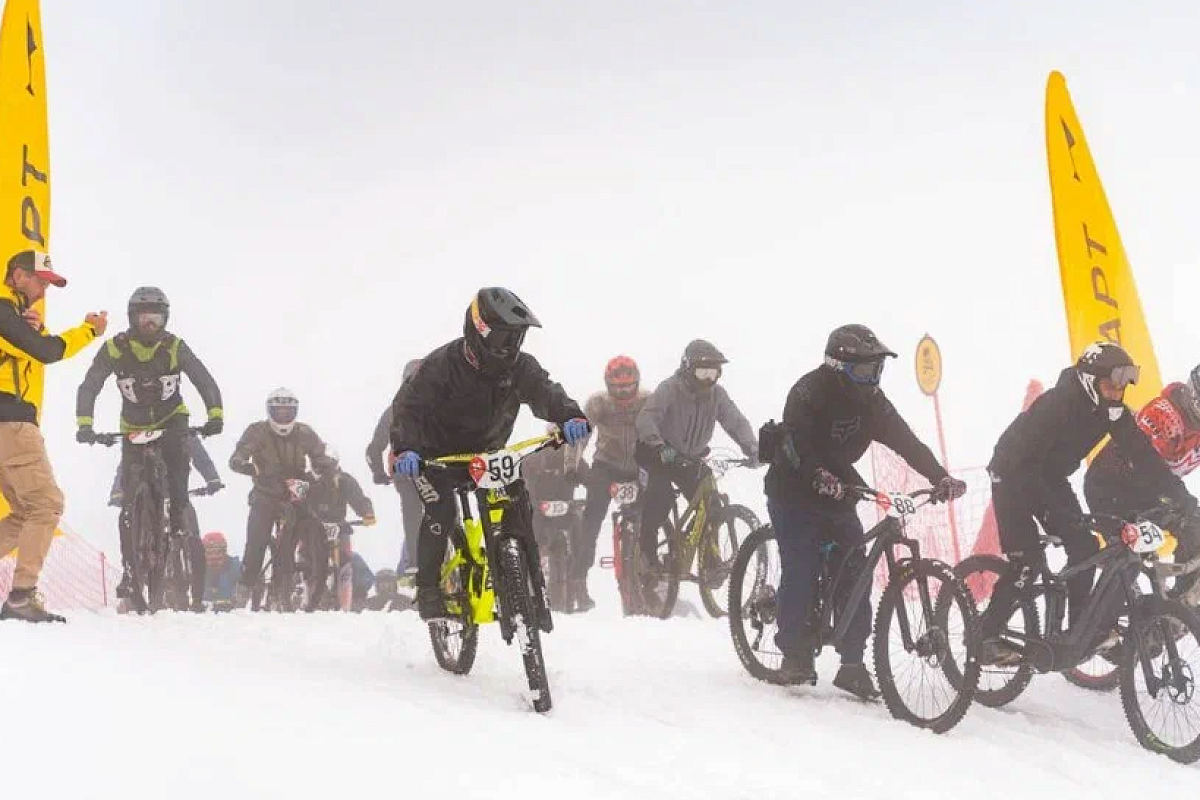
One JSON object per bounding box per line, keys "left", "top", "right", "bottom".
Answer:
{"left": 562, "top": 418, "right": 590, "bottom": 445}
{"left": 393, "top": 451, "right": 421, "bottom": 478}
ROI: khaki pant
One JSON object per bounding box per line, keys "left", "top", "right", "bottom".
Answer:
{"left": 0, "top": 422, "right": 64, "bottom": 591}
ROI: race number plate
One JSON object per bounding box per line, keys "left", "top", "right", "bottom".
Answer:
{"left": 540, "top": 500, "right": 570, "bottom": 518}
{"left": 876, "top": 492, "right": 917, "bottom": 519}
{"left": 469, "top": 449, "right": 522, "bottom": 489}
{"left": 611, "top": 482, "right": 639, "bottom": 505}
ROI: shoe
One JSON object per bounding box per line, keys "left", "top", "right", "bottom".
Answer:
{"left": 189, "top": 599, "right": 206, "bottom": 614}
{"left": 417, "top": 587, "right": 453, "bottom": 621}
{"left": 573, "top": 578, "right": 595, "bottom": 613}
{"left": 981, "top": 638, "right": 1024, "bottom": 667}
{"left": 833, "top": 663, "right": 880, "bottom": 701}
{"left": 0, "top": 588, "right": 66, "bottom": 623}
{"left": 778, "top": 650, "right": 817, "bottom": 686}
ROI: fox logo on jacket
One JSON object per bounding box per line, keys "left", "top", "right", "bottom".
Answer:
{"left": 832, "top": 416, "right": 861, "bottom": 444}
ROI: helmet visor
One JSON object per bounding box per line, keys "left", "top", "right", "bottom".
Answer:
{"left": 845, "top": 359, "right": 886, "bottom": 385}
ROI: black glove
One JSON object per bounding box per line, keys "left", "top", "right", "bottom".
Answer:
{"left": 76, "top": 426, "right": 96, "bottom": 445}
{"left": 206, "top": 479, "right": 225, "bottom": 496}
{"left": 934, "top": 476, "right": 967, "bottom": 502}
{"left": 371, "top": 470, "right": 390, "bottom": 486}
{"left": 201, "top": 417, "right": 224, "bottom": 437}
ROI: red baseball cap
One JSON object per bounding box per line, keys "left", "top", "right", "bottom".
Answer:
{"left": 7, "top": 250, "right": 67, "bottom": 287}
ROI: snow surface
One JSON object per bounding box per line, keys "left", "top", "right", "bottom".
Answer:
{"left": 3, "top": 582, "right": 1196, "bottom": 799}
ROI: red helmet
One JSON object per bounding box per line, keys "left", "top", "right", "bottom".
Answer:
{"left": 605, "top": 356, "right": 640, "bottom": 406}
{"left": 202, "top": 532, "right": 227, "bottom": 560}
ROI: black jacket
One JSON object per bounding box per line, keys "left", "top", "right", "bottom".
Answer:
{"left": 764, "top": 365, "right": 947, "bottom": 509}
{"left": 76, "top": 331, "right": 222, "bottom": 432}
{"left": 307, "top": 470, "right": 375, "bottom": 524}
{"left": 989, "top": 367, "right": 1188, "bottom": 512}
{"left": 390, "top": 339, "right": 584, "bottom": 458}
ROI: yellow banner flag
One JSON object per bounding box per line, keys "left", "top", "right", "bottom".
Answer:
{"left": 0, "top": 0, "right": 57, "bottom": 554}
{"left": 1045, "top": 70, "right": 1161, "bottom": 411}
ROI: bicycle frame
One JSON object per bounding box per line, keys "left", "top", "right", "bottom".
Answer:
{"left": 816, "top": 490, "right": 936, "bottom": 654}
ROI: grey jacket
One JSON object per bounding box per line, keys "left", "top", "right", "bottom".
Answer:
{"left": 583, "top": 389, "right": 649, "bottom": 474}
{"left": 636, "top": 371, "right": 757, "bottom": 460}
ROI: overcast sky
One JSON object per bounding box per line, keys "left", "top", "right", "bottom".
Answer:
{"left": 32, "top": 0, "right": 1200, "bottom": 568}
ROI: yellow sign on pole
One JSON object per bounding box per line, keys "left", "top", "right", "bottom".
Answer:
{"left": 915, "top": 334, "right": 942, "bottom": 397}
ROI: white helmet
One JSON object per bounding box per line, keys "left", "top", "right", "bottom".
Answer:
{"left": 267, "top": 387, "right": 299, "bottom": 436}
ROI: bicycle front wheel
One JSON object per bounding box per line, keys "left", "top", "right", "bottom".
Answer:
{"left": 498, "top": 537, "right": 552, "bottom": 713}
{"left": 429, "top": 543, "right": 479, "bottom": 675}
{"left": 727, "top": 525, "right": 783, "bottom": 683}
{"left": 874, "top": 558, "right": 979, "bottom": 733}
{"left": 699, "top": 504, "right": 759, "bottom": 618}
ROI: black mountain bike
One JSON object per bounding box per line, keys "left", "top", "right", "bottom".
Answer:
{"left": 953, "top": 506, "right": 1200, "bottom": 763}
{"left": 729, "top": 485, "right": 981, "bottom": 733}
{"left": 535, "top": 497, "right": 585, "bottom": 613}
{"left": 92, "top": 427, "right": 209, "bottom": 614}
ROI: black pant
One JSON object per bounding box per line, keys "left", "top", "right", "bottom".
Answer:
{"left": 394, "top": 477, "right": 422, "bottom": 573}
{"left": 240, "top": 493, "right": 317, "bottom": 591}
{"left": 1085, "top": 472, "right": 1200, "bottom": 599}
{"left": 636, "top": 445, "right": 703, "bottom": 559}
{"left": 985, "top": 475, "right": 1096, "bottom": 636}
{"left": 117, "top": 422, "right": 192, "bottom": 574}
{"left": 579, "top": 461, "right": 639, "bottom": 579}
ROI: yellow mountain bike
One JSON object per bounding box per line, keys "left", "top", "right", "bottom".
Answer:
{"left": 421, "top": 432, "right": 562, "bottom": 713}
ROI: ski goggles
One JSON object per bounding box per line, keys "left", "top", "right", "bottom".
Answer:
{"left": 269, "top": 405, "right": 298, "bottom": 425}
{"left": 693, "top": 367, "right": 721, "bottom": 382}
{"left": 843, "top": 358, "right": 886, "bottom": 385}
{"left": 135, "top": 311, "right": 166, "bottom": 328}
{"left": 482, "top": 327, "right": 527, "bottom": 358}
{"left": 1105, "top": 364, "right": 1140, "bottom": 389}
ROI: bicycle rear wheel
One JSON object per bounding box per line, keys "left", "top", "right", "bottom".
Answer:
{"left": 727, "top": 525, "right": 784, "bottom": 683}
{"left": 699, "top": 504, "right": 759, "bottom": 618}
{"left": 498, "top": 537, "right": 552, "bottom": 713}
{"left": 874, "top": 558, "right": 979, "bottom": 733}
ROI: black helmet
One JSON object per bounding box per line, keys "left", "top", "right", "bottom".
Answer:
{"left": 680, "top": 339, "right": 727, "bottom": 389}
{"left": 1076, "top": 341, "right": 1138, "bottom": 414}
{"left": 462, "top": 287, "right": 541, "bottom": 374}
{"left": 824, "top": 324, "right": 896, "bottom": 388}
{"left": 128, "top": 286, "right": 170, "bottom": 341}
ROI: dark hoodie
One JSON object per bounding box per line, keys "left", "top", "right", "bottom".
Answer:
{"left": 988, "top": 366, "right": 1188, "bottom": 512}
{"left": 764, "top": 364, "right": 946, "bottom": 509}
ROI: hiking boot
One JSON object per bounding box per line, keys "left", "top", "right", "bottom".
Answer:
{"left": 573, "top": 578, "right": 596, "bottom": 613}
{"left": 778, "top": 650, "right": 817, "bottom": 686}
{"left": 1, "top": 588, "right": 66, "bottom": 623}
{"left": 417, "top": 587, "right": 453, "bottom": 621}
{"left": 833, "top": 663, "right": 880, "bottom": 701}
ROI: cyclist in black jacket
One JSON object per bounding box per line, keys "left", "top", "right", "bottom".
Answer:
{"left": 764, "top": 325, "right": 965, "bottom": 697}
{"left": 389, "top": 288, "right": 590, "bottom": 622}
{"left": 981, "top": 342, "right": 1196, "bottom": 666}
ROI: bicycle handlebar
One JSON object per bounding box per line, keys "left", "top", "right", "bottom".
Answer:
{"left": 91, "top": 426, "right": 210, "bottom": 448}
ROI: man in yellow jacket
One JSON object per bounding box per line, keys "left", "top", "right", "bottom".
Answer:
{"left": 0, "top": 250, "right": 107, "bottom": 623}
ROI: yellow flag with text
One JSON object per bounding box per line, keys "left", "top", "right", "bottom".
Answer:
{"left": 0, "top": 0, "right": 56, "bottom": 553}
{"left": 1045, "top": 70, "right": 1161, "bottom": 412}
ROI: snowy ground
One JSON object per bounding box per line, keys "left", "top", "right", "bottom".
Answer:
{"left": 3, "top": 582, "right": 1196, "bottom": 800}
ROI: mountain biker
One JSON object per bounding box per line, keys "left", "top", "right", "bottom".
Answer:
{"left": 634, "top": 339, "right": 758, "bottom": 577}
{"left": 575, "top": 355, "right": 649, "bottom": 612}
{"left": 1084, "top": 365, "right": 1200, "bottom": 604}
{"left": 366, "top": 358, "right": 423, "bottom": 576}
{"left": 982, "top": 342, "right": 1196, "bottom": 666}
{"left": 389, "top": 287, "right": 589, "bottom": 623}
{"left": 763, "top": 324, "right": 965, "bottom": 697}
{"left": 75, "top": 287, "right": 224, "bottom": 607}
{"left": 524, "top": 427, "right": 588, "bottom": 611}
{"left": 228, "top": 387, "right": 339, "bottom": 605}
{"left": 300, "top": 462, "right": 376, "bottom": 610}
{"left": 202, "top": 531, "right": 242, "bottom": 610}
